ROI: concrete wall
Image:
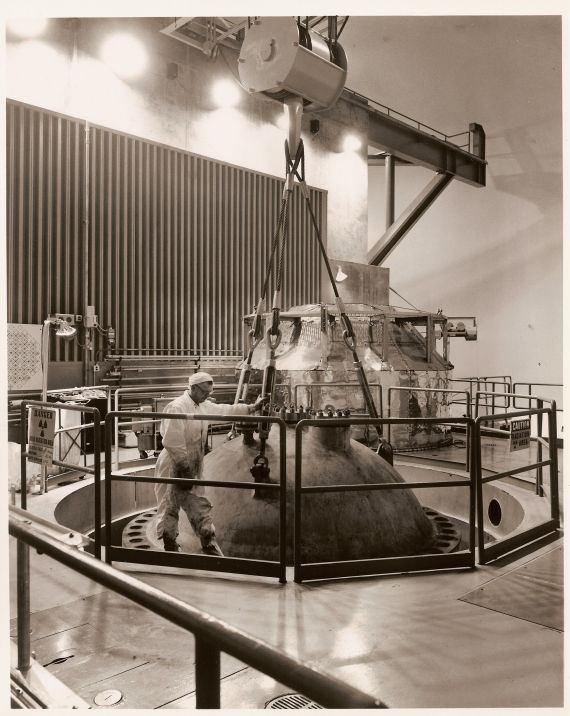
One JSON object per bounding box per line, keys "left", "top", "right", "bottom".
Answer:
{"left": 354, "top": 16, "right": 563, "bottom": 384}
{"left": 6, "top": 16, "right": 369, "bottom": 263}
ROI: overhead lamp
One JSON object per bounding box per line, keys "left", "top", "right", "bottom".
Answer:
{"left": 212, "top": 79, "right": 241, "bottom": 108}
{"left": 101, "top": 33, "right": 147, "bottom": 79}
{"left": 38, "top": 315, "right": 78, "bottom": 493}
{"left": 343, "top": 134, "right": 362, "bottom": 152}
{"left": 42, "top": 316, "right": 78, "bottom": 398}
{"left": 55, "top": 320, "right": 77, "bottom": 341}
{"left": 336, "top": 265, "right": 348, "bottom": 282}
{"left": 7, "top": 17, "right": 48, "bottom": 38}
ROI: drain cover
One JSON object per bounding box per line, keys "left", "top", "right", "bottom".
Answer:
{"left": 94, "top": 689, "right": 123, "bottom": 706}
{"left": 265, "top": 693, "right": 324, "bottom": 709}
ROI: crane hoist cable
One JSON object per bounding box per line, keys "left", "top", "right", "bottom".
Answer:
{"left": 240, "top": 103, "right": 393, "bottom": 479}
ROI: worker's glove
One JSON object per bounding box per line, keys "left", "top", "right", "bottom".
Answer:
{"left": 250, "top": 395, "right": 269, "bottom": 413}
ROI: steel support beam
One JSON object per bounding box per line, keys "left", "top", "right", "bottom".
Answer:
{"left": 385, "top": 154, "right": 395, "bottom": 228}
{"left": 345, "top": 90, "right": 487, "bottom": 187}
{"left": 368, "top": 172, "right": 453, "bottom": 266}
{"left": 367, "top": 109, "right": 486, "bottom": 186}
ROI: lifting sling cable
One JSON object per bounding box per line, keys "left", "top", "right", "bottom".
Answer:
{"left": 234, "top": 185, "right": 290, "bottom": 406}
{"left": 247, "top": 99, "right": 392, "bottom": 473}
{"left": 253, "top": 139, "right": 303, "bottom": 471}
{"left": 291, "top": 142, "right": 392, "bottom": 460}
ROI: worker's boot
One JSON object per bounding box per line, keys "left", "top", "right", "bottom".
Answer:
{"left": 162, "top": 535, "right": 181, "bottom": 552}
{"left": 200, "top": 536, "right": 224, "bottom": 557}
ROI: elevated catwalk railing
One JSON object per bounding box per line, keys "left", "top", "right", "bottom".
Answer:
{"left": 9, "top": 505, "right": 384, "bottom": 709}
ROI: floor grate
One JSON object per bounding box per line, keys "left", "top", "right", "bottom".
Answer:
{"left": 265, "top": 693, "right": 324, "bottom": 709}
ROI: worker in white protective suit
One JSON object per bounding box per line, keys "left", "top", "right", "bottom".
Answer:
{"left": 155, "top": 372, "right": 266, "bottom": 555}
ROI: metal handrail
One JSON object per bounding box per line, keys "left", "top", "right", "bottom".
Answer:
{"left": 512, "top": 382, "right": 563, "bottom": 412}
{"left": 293, "top": 381, "right": 383, "bottom": 415}
{"left": 112, "top": 383, "right": 291, "bottom": 469}
{"left": 293, "top": 415, "right": 476, "bottom": 582}
{"left": 473, "top": 404, "right": 560, "bottom": 564}
{"left": 104, "top": 411, "right": 288, "bottom": 583}
{"left": 475, "top": 391, "right": 559, "bottom": 496}
{"left": 386, "top": 385, "right": 471, "bottom": 465}
{"left": 450, "top": 376, "right": 513, "bottom": 415}
{"left": 9, "top": 506, "right": 384, "bottom": 709}
{"left": 20, "top": 400, "right": 102, "bottom": 557}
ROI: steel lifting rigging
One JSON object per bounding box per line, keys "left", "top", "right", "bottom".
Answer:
{"left": 234, "top": 17, "right": 393, "bottom": 480}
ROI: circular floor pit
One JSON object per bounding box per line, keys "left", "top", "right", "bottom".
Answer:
{"left": 265, "top": 693, "right": 323, "bottom": 709}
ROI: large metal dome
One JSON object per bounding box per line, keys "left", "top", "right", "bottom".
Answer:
{"left": 203, "top": 423, "right": 435, "bottom": 563}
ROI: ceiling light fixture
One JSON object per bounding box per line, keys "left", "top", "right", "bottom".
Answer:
{"left": 336, "top": 266, "right": 348, "bottom": 282}
{"left": 343, "top": 134, "right": 362, "bottom": 152}
{"left": 101, "top": 33, "right": 148, "bottom": 79}
{"left": 212, "top": 79, "right": 241, "bottom": 108}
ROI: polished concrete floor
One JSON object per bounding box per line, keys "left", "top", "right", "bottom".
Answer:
{"left": 9, "top": 436, "right": 564, "bottom": 709}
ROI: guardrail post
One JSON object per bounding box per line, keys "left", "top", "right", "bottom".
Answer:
{"left": 548, "top": 402, "right": 560, "bottom": 523}
{"left": 294, "top": 422, "right": 303, "bottom": 584}
{"left": 473, "top": 418, "right": 486, "bottom": 562}
{"left": 104, "top": 414, "right": 114, "bottom": 564}
{"left": 536, "top": 399, "right": 544, "bottom": 496}
{"left": 20, "top": 402, "right": 28, "bottom": 509}
{"left": 467, "top": 419, "right": 476, "bottom": 564}
{"left": 195, "top": 636, "right": 221, "bottom": 708}
{"left": 278, "top": 422, "right": 287, "bottom": 584}
{"left": 93, "top": 409, "right": 102, "bottom": 560}
{"left": 16, "top": 539, "right": 32, "bottom": 674}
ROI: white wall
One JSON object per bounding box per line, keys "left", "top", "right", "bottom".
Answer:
{"left": 352, "top": 16, "right": 563, "bottom": 384}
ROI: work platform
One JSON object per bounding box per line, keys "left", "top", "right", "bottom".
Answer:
{"left": 9, "top": 438, "right": 563, "bottom": 709}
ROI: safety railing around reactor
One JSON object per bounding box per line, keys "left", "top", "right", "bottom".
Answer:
{"left": 112, "top": 383, "right": 291, "bottom": 469}
{"left": 9, "top": 506, "right": 384, "bottom": 709}
{"left": 449, "top": 376, "right": 513, "bottom": 422}
{"left": 512, "top": 382, "right": 563, "bottom": 440}
{"left": 104, "top": 411, "right": 288, "bottom": 583}
{"left": 293, "top": 382, "right": 383, "bottom": 416}
{"left": 19, "top": 397, "right": 104, "bottom": 494}
{"left": 112, "top": 383, "right": 238, "bottom": 469}
{"left": 476, "top": 391, "right": 559, "bottom": 496}
{"left": 20, "top": 400, "right": 103, "bottom": 559}
{"left": 293, "top": 416, "right": 476, "bottom": 583}
{"left": 473, "top": 398, "right": 560, "bottom": 565}
{"left": 386, "top": 386, "right": 472, "bottom": 467}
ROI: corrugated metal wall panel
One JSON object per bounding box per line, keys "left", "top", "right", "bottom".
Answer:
{"left": 6, "top": 102, "right": 86, "bottom": 362}
{"left": 6, "top": 100, "right": 325, "bottom": 361}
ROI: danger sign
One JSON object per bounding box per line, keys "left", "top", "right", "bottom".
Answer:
{"left": 28, "top": 407, "right": 56, "bottom": 465}
{"left": 510, "top": 418, "right": 531, "bottom": 452}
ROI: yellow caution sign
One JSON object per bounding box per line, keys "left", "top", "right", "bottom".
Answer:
{"left": 510, "top": 418, "right": 531, "bottom": 452}
{"left": 28, "top": 407, "right": 56, "bottom": 465}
